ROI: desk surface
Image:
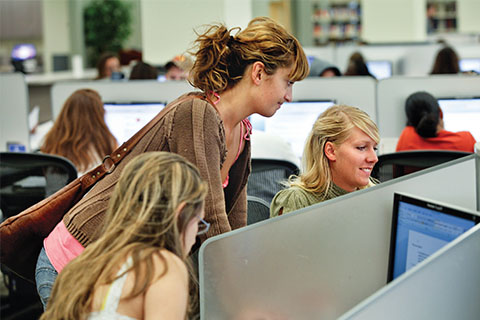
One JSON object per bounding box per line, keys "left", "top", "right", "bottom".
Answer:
{"left": 25, "top": 69, "right": 97, "bottom": 85}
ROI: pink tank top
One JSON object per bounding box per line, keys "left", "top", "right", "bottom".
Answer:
{"left": 44, "top": 221, "right": 85, "bottom": 272}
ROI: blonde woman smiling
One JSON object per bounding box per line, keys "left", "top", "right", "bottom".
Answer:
{"left": 270, "top": 105, "right": 379, "bottom": 217}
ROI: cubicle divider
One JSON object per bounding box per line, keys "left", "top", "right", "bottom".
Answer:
{"left": 339, "top": 222, "right": 480, "bottom": 320}
{"left": 304, "top": 43, "right": 480, "bottom": 77}
{"left": 293, "top": 77, "right": 377, "bottom": 122}
{"left": 51, "top": 80, "right": 194, "bottom": 120}
{"left": 0, "top": 73, "right": 30, "bottom": 152}
{"left": 199, "top": 155, "right": 478, "bottom": 319}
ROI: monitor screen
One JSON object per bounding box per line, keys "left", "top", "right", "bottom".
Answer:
{"left": 459, "top": 58, "right": 480, "bottom": 73}
{"left": 249, "top": 100, "right": 335, "bottom": 159}
{"left": 11, "top": 43, "right": 37, "bottom": 61}
{"left": 366, "top": 60, "right": 392, "bottom": 80}
{"left": 388, "top": 192, "right": 479, "bottom": 282}
{"left": 103, "top": 102, "right": 166, "bottom": 144}
{"left": 437, "top": 97, "right": 480, "bottom": 141}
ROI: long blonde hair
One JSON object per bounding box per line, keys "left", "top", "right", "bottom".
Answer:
{"left": 190, "top": 16, "right": 309, "bottom": 94}
{"left": 41, "top": 89, "right": 118, "bottom": 173}
{"left": 41, "top": 152, "right": 208, "bottom": 319}
{"left": 290, "top": 105, "right": 379, "bottom": 195}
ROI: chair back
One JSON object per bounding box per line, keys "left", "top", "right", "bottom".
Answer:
{"left": 1, "top": 152, "right": 77, "bottom": 220}
{"left": 371, "top": 150, "right": 471, "bottom": 182}
{"left": 0, "top": 152, "right": 77, "bottom": 318}
{"left": 247, "top": 195, "right": 271, "bottom": 225}
{"left": 247, "top": 158, "right": 300, "bottom": 204}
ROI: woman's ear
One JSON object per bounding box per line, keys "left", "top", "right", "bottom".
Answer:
{"left": 324, "top": 141, "right": 337, "bottom": 161}
{"left": 251, "top": 61, "right": 265, "bottom": 85}
{"left": 174, "top": 202, "right": 187, "bottom": 219}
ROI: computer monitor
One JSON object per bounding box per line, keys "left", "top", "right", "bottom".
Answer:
{"left": 387, "top": 192, "right": 479, "bottom": 282}
{"left": 459, "top": 58, "right": 480, "bottom": 74}
{"left": 249, "top": 100, "right": 335, "bottom": 159}
{"left": 366, "top": 60, "right": 392, "bottom": 80}
{"left": 437, "top": 97, "right": 480, "bottom": 141}
{"left": 103, "top": 102, "right": 166, "bottom": 144}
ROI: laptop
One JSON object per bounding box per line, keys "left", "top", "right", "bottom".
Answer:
{"left": 387, "top": 192, "right": 480, "bottom": 282}
{"left": 249, "top": 100, "right": 335, "bottom": 160}
{"left": 103, "top": 101, "right": 166, "bottom": 144}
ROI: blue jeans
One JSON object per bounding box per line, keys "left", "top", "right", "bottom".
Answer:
{"left": 35, "top": 247, "right": 58, "bottom": 310}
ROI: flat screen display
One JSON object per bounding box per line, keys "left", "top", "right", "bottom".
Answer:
{"left": 459, "top": 58, "right": 480, "bottom": 73}
{"left": 388, "top": 193, "right": 479, "bottom": 282}
{"left": 437, "top": 97, "right": 480, "bottom": 141}
{"left": 366, "top": 60, "right": 392, "bottom": 80}
{"left": 249, "top": 100, "right": 335, "bottom": 159}
{"left": 103, "top": 102, "right": 166, "bottom": 144}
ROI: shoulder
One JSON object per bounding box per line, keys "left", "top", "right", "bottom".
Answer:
{"left": 151, "top": 249, "right": 188, "bottom": 282}
{"left": 438, "top": 130, "right": 476, "bottom": 144}
{"left": 144, "top": 250, "right": 189, "bottom": 318}
{"left": 270, "top": 186, "right": 318, "bottom": 217}
{"left": 457, "top": 130, "right": 476, "bottom": 141}
{"left": 172, "top": 92, "right": 220, "bottom": 120}
{"left": 169, "top": 93, "right": 223, "bottom": 137}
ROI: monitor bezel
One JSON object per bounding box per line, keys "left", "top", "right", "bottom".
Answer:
{"left": 387, "top": 192, "right": 480, "bottom": 283}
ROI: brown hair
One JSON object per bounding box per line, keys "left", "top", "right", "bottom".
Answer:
{"left": 41, "top": 89, "right": 118, "bottom": 173}
{"left": 95, "top": 52, "right": 119, "bottom": 79}
{"left": 129, "top": 61, "right": 158, "bottom": 80}
{"left": 430, "top": 46, "right": 460, "bottom": 74}
{"left": 190, "top": 16, "right": 309, "bottom": 94}
{"left": 41, "top": 152, "right": 208, "bottom": 319}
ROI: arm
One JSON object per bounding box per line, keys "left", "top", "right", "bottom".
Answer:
{"left": 169, "top": 99, "right": 232, "bottom": 237}
{"left": 144, "top": 251, "right": 189, "bottom": 320}
{"left": 270, "top": 187, "right": 312, "bottom": 217}
{"left": 227, "top": 183, "right": 247, "bottom": 230}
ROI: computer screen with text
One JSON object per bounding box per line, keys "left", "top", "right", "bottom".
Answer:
{"left": 388, "top": 193, "right": 479, "bottom": 282}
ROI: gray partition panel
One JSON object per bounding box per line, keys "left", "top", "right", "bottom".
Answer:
{"left": 376, "top": 76, "right": 480, "bottom": 138}
{"left": 51, "top": 80, "right": 194, "bottom": 120}
{"left": 200, "top": 155, "right": 477, "bottom": 319}
{"left": 293, "top": 77, "right": 377, "bottom": 122}
{"left": 0, "top": 73, "right": 30, "bottom": 152}
{"left": 339, "top": 223, "right": 480, "bottom": 320}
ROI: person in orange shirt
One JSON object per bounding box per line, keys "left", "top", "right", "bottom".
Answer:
{"left": 396, "top": 91, "right": 476, "bottom": 152}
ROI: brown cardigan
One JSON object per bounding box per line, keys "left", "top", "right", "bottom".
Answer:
{"left": 63, "top": 93, "right": 251, "bottom": 246}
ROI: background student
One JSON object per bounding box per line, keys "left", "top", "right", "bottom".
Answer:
{"left": 270, "top": 105, "right": 379, "bottom": 217}
{"left": 430, "top": 46, "right": 460, "bottom": 75}
{"left": 129, "top": 60, "right": 158, "bottom": 80}
{"left": 41, "top": 89, "right": 118, "bottom": 175}
{"left": 396, "top": 91, "right": 476, "bottom": 152}
{"left": 40, "top": 152, "right": 208, "bottom": 319}
{"left": 35, "top": 16, "right": 309, "bottom": 307}
{"left": 95, "top": 52, "right": 121, "bottom": 80}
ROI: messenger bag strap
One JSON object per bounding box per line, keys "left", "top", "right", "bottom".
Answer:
{"left": 78, "top": 93, "right": 206, "bottom": 191}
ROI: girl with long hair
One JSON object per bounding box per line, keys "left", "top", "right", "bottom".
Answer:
{"left": 270, "top": 105, "right": 380, "bottom": 217}
{"left": 41, "top": 89, "right": 118, "bottom": 174}
{"left": 40, "top": 151, "right": 208, "bottom": 319}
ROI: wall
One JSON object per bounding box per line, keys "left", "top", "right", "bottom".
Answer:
{"left": 141, "top": 0, "right": 252, "bottom": 65}
{"left": 362, "top": 0, "right": 427, "bottom": 43}
{"left": 458, "top": 0, "right": 480, "bottom": 33}
{"left": 42, "top": 0, "right": 71, "bottom": 73}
